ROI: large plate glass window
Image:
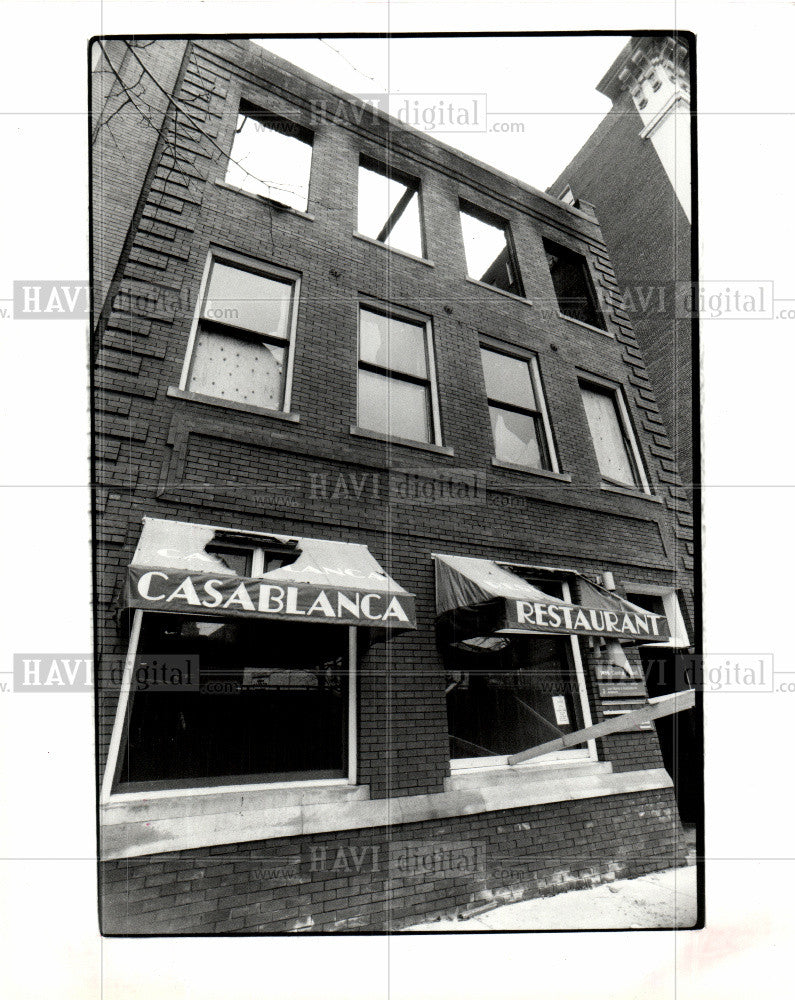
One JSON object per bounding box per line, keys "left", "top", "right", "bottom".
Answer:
{"left": 444, "top": 577, "right": 592, "bottom": 767}
{"left": 115, "top": 615, "right": 353, "bottom": 791}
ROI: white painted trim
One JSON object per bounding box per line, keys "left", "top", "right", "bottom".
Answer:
{"left": 347, "top": 626, "right": 357, "bottom": 784}
{"left": 100, "top": 766, "right": 674, "bottom": 860}
{"left": 529, "top": 355, "right": 561, "bottom": 474}
{"left": 178, "top": 249, "right": 302, "bottom": 414}
{"left": 579, "top": 373, "right": 651, "bottom": 495}
{"left": 623, "top": 581, "right": 691, "bottom": 648}
{"left": 99, "top": 608, "right": 143, "bottom": 805}
{"left": 356, "top": 299, "right": 443, "bottom": 447}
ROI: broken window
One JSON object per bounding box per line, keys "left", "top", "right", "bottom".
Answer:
{"left": 480, "top": 346, "right": 555, "bottom": 470}
{"left": 117, "top": 615, "right": 352, "bottom": 790}
{"left": 544, "top": 237, "right": 606, "bottom": 330}
{"left": 357, "top": 304, "right": 438, "bottom": 444}
{"left": 579, "top": 380, "right": 645, "bottom": 488}
{"left": 225, "top": 101, "right": 313, "bottom": 212}
{"left": 444, "top": 578, "right": 587, "bottom": 763}
{"left": 459, "top": 201, "right": 524, "bottom": 297}
{"left": 184, "top": 256, "right": 298, "bottom": 412}
{"left": 357, "top": 156, "right": 424, "bottom": 257}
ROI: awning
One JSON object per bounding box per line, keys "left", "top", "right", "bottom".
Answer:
{"left": 125, "top": 517, "right": 416, "bottom": 629}
{"left": 434, "top": 553, "right": 669, "bottom": 643}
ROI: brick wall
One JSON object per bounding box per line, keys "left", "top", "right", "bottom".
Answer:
{"left": 101, "top": 785, "right": 687, "bottom": 934}
{"left": 549, "top": 88, "right": 694, "bottom": 489}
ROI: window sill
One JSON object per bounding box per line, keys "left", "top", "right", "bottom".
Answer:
{"left": 600, "top": 482, "right": 662, "bottom": 503}
{"left": 465, "top": 277, "right": 532, "bottom": 307}
{"left": 167, "top": 386, "right": 300, "bottom": 422}
{"left": 350, "top": 425, "right": 455, "bottom": 457}
{"left": 557, "top": 312, "right": 614, "bottom": 338}
{"left": 491, "top": 458, "right": 572, "bottom": 481}
{"left": 214, "top": 180, "right": 315, "bottom": 221}
{"left": 353, "top": 232, "right": 435, "bottom": 267}
{"left": 100, "top": 766, "right": 674, "bottom": 859}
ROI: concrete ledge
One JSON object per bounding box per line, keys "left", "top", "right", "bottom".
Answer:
{"left": 100, "top": 766, "right": 673, "bottom": 861}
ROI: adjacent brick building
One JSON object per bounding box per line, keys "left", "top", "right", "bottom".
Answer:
{"left": 92, "top": 37, "right": 697, "bottom": 934}
{"left": 548, "top": 33, "right": 694, "bottom": 488}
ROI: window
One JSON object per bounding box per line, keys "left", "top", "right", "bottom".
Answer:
{"left": 357, "top": 156, "right": 424, "bottom": 257}
{"left": 559, "top": 184, "right": 576, "bottom": 206}
{"left": 182, "top": 256, "right": 299, "bottom": 412}
{"left": 116, "top": 615, "right": 353, "bottom": 791}
{"left": 357, "top": 304, "right": 440, "bottom": 444}
{"left": 224, "top": 101, "right": 313, "bottom": 212}
{"left": 544, "top": 238, "right": 606, "bottom": 330}
{"left": 459, "top": 201, "right": 524, "bottom": 297}
{"left": 579, "top": 380, "right": 646, "bottom": 490}
{"left": 444, "top": 578, "right": 591, "bottom": 766}
{"left": 480, "top": 346, "right": 556, "bottom": 471}
{"left": 624, "top": 588, "right": 690, "bottom": 648}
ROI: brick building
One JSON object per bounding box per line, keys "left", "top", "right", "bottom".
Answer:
{"left": 548, "top": 34, "right": 694, "bottom": 488}
{"left": 92, "top": 38, "right": 697, "bottom": 934}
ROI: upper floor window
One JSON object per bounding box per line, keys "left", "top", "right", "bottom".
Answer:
{"left": 357, "top": 304, "right": 440, "bottom": 445}
{"left": 459, "top": 201, "right": 524, "bottom": 297}
{"left": 357, "top": 156, "right": 424, "bottom": 258}
{"left": 579, "top": 379, "right": 648, "bottom": 490}
{"left": 544, "top": 238, "right": 606, "bottom": 330}
{"left": 225, "top": 101, "right": 313, "bottom": 212}
{"left": 182, "top": 256, "right": 299, "bottom": 413}
{"left": 480, "top": 346, "right": 557, "bottom": 471}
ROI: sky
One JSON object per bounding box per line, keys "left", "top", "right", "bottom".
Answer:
{"left": 254, "top": 35, "right": 630, "bottom": 192}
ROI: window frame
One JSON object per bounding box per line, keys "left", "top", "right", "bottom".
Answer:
{"left": 458, "top": 199, "right": 525, "bottom": 298}
{"left": 356, "top": 154, "right": 426, "bottom": 259}
{"left": 178, "top": 250, "right": 302, "bottom": 415}
{"left": 224, "top": 99, "right": 314, "bottom": 213}
{"left": 447, "top": 576, "right": 596, "bottom": 772}
{"left": 479, "top": 340, "right": 560, "bottom": 474}
{"left": 543, "top": 236, "right": 607, "bottom": 332}
{"left": 100, "top": 610, "right": 359, "bottom": 805}
{"left": 578, "top": 374, "right": 651, "bottom": 494}
{"left": 622, "top": 583, "right": 691, "bottom": 648}
{"left": 355, "top": 297, "right": 443, "bottom": 447}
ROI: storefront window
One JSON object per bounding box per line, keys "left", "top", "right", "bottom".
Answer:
{"left": 116, "top": 614, "right": 351, "bottom": 791}
{"left": 442, "top": 576, "right": 591, "bottom": 765}
{"left": 444, "top": 634, "right": 585, "bottom": 761}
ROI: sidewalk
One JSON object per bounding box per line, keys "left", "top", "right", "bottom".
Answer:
{"left": 406, "top": 865, "right": 698, "bottom": 931}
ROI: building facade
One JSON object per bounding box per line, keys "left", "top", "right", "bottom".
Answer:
{"left": 93, "top": 38, "right": 696, "bottom": 934}
{"left": 548, "top": 34, "right": 694, "bottom": 489}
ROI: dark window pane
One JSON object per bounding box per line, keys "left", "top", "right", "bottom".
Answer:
{"left": 489, "top": 406, "right": 547, "bottom": 469}
{"left": 358, "top": 368, "right": 431, "bottom": 443}
{"left": 480, "top": 348, "right": 536, "bottom": 409}
{"left": 188, "top": 328, "right": 286, "bottom": 409}
{"left": 445, "top": 635, "right": 584, "bottom": 759}
{"left": 119, "top": 616, "right": 349, "bottom": 788}
{"left": 625, "top": 592, "right": 667, "bottom": 618}
{"left": 204, "top": 546, "right": 252, "bottom": 577}
{"left": 544, "top": 239, "right": 606, "bottom": 330}
{"left": 358, "top": 162, "right": 423, "bottom": 257}
{"left": 359, "top": 308, "right": 428, "bottom": 378}
{"left": 204, "top": 263, "right": 292, "bottom": 339}
{"left": 225, "top": 110, "right": 312, "bottom": 212}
